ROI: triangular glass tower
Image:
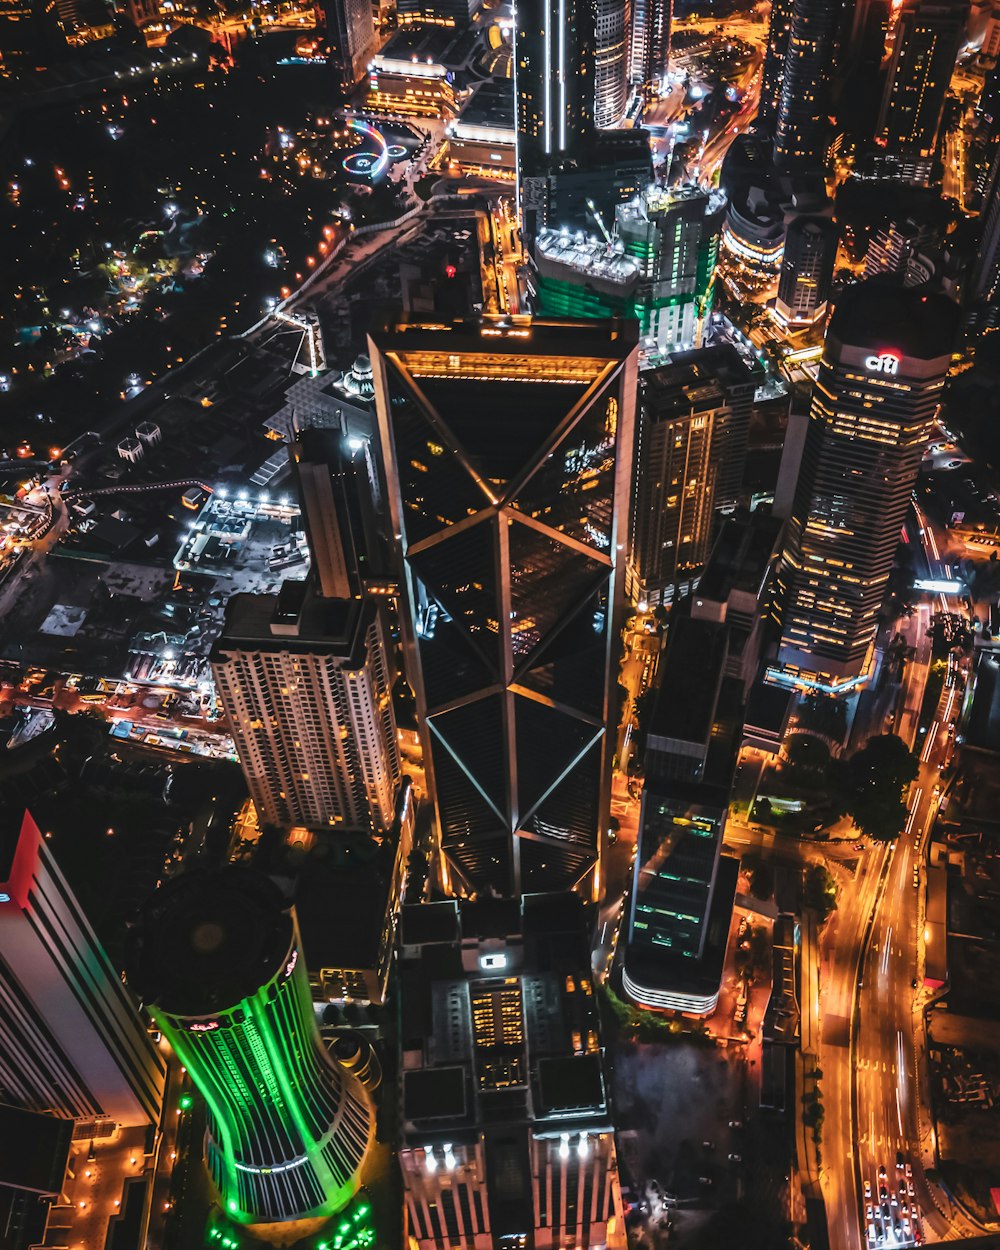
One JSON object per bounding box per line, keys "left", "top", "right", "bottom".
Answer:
{"left": 371, "top": 317, "right": 639, "bottom": 896}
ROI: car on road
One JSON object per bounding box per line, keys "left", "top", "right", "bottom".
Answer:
{"left": 878, "top": 1164, "right": 887, "bottom": 1179}
{"left": 864, "top": 1180, "right": 872, "bottom": 1199}
{"left": 728, "top": 1120, "right": 742, "bottom": 1129}
{"left": 697, "top": 1176, "right": 713, "bottom": 1186}
{"left": 904, "top": 1162, "right": 912, "bottom": 1179}
{"left": 896, "top": 1151, "right": 905, "bottom": 1170}
{"left": 728, "top": 1153, "right": 741, "bottom": 1162}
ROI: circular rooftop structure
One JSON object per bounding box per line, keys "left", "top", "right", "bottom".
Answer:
{"left": 342, "top": 353, "right": 374, "bottom": 401}
{"left": 126, "top": 867, "right": 294, "bottom": 1018}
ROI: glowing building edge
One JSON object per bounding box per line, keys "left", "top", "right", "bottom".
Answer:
{"left": 127, "top": 868, "right": 373, "bottom": 1225}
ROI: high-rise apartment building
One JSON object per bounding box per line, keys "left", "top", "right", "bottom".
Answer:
{"left": 126, "top": 868, "right": 373, "bottom": 1225}
{"left": 213, "top": 428, "right": 400, "bottom": 837}
{"left": 757, "top": 0, "right": 794, "bottom": 130}
{"left": 211, "top": 583, "right": 400, "bottom": 836}
{"left": 772, "top": 215, "right": 838, "bottom": 329}
{"left": 629, "top": 0, "right": 670, "bottom": 90}
{"left": 616, "top": 183, "right": 725, "bottom": 353}
{"left": 399, "top": 893, "right": 624, "bottom": 1250}
{"left": 514, "top": 0, "right": 595, "bottom": 176}
{"left": 772, "top": 284, "right": 960, "bottom": 693}
{"left": 876, "top": 0, "right": 967, "bottom": 173}
{"left": 370, "top": 315, "right": 638, "bottom": 897}
{"left": 594, "top": 0, "right": 628, "bottom": 128}
{"left": 773, "top": 0, "right": 842, "bottom": 170}
{"left": 626, "top": 345, "right": 755, "bottom": 607}
{"left": 324, "top": 0, "right": 376, "bottom": 91}
{"left": 0, "top": 810, "right": 166, "bottom": 1129}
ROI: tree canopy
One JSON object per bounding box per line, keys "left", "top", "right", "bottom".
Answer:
{"left": 829, "top": 734, "right": 919, "bottom": 842}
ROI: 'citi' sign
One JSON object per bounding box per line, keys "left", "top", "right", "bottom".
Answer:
{"left": 864, "top": 352, "right": 899, "bottom": 375}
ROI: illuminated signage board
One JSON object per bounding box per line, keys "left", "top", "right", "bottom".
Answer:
{"left": 864, "top": 352, "right": 899, "bottom": 375}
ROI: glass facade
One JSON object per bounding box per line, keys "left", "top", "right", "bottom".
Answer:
{"left": 373, "top": 319, "right": 638, "bottom": 895}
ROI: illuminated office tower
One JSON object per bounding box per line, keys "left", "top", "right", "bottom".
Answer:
{"left": 773, "top": 0, "right": 841, "bottom": 170}
{"left": 371, "top": 315, "right": 638, "bottom": 897}
{"left": 594, "top": 0, "right": 628, "bottom": 127}
{"left": 772, "top": 284, "right": 960, "bottom": 694}
{"left": 772, "top": 215, "right": 838, "bottom": 329}
{"left": 876, "top": 0, "right": 967, "bottom": 177}
{"left": 626, "top": 346, "right": 754, "bottom": 607}
{"left": 629, "top": 0, "right": 670, "bottom": 91}
{"left": 126, "top": 868, "right": 373, "bottom": 1225}
{"left": 757, "top": 0, "right": 794, "bottom": 130}
{"left": 0, "top": 810, "right": 166, "bottom": 1129}
{"left": 324, "top": 0, "right": 376, "bottom": 91}
{"left": 514, "top": 0, "right": 595, "bottom": 175}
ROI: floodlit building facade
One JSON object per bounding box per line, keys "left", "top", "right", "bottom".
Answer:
{"left": 0, "top": 810, "right": 166, "bottom": 1130}
{"left": 371, "top": 315, "right": 638, "bottom": 897}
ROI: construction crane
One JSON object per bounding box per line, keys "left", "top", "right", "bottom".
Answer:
{"left": 586, "top": 198, "right": 614, "bottom": 249}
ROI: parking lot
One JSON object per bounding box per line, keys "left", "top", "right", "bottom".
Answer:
{"left": 610, "top": 1038, "right": 789, "bottom": 1249}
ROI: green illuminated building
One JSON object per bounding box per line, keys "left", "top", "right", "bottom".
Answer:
{"left": 531, "top": 185, "right": 724, "bottom": 354}
{"left": 615, "top": 184, "right": 725, "bottom": 353}
{"left": 126, "top": 868, "right": 372, "bottom": 1225}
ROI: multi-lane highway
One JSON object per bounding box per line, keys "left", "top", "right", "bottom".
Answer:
{"left": 819, "top": 498, "right": 983, "bottom": 1249}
